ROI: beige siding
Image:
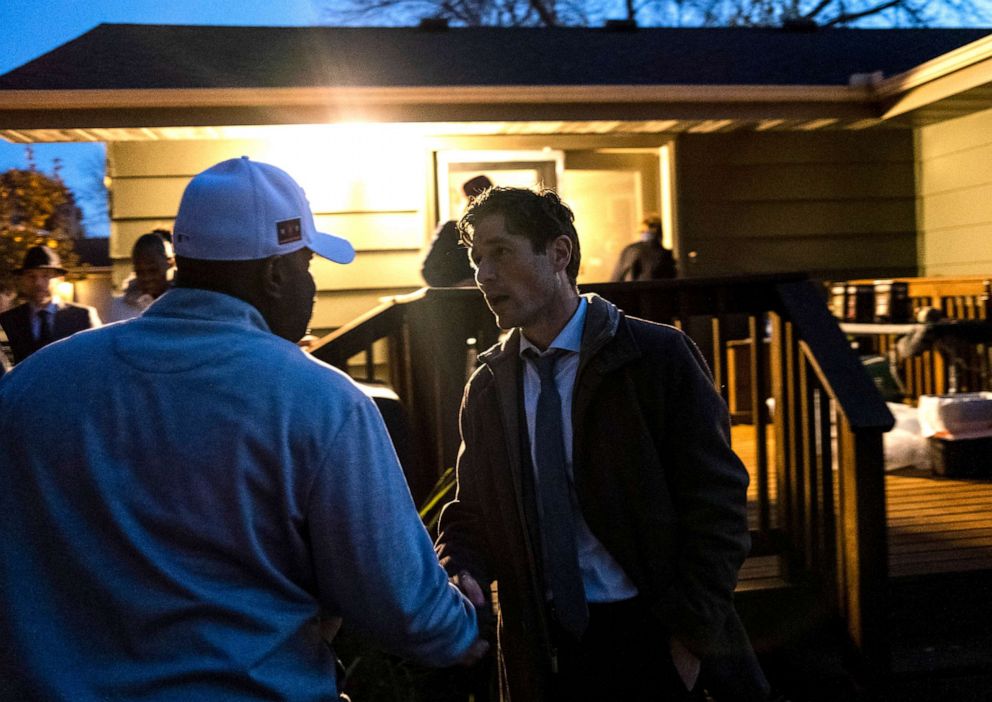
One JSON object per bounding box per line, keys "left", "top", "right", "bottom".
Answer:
{"left": 676, "top": 131, "right": 918, "bottom": 279}
{"left": 917, "top": 108, "right": 992, "bottom": 276}
{"left": 109, "top": 134, "right": 680, "bottom": 325}
{"left": 108, "top": 137, "right": 429, "bottom": 327}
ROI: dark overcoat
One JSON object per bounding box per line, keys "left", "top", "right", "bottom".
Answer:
{"left": 436, "top": 294, "right": 766, "bottom": 701}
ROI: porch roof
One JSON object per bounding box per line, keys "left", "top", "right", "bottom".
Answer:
{"left": 1, "top": 24, "right": 991, "bottom": 138}
{"left": 3, "top": 24, "right": 989, "bottom": 90}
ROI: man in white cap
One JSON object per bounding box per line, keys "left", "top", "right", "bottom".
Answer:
{"left": 0, "top": 157, "right": 486, "bottom": 700}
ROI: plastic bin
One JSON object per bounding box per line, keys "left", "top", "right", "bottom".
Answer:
{"left": 918, "top": 392, "right": 992, "bottom": 438}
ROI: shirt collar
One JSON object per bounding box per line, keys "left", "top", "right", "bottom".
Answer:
{"left": 519, "top": 296, "right": 587, "bottom": 358}
{"left": 29, "top": 300, "right": 57, "bottom": 315}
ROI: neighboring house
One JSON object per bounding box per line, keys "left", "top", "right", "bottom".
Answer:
{"left": 1, "top": 23, "right": 991, "bottom": 329}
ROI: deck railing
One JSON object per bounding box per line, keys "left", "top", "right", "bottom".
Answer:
{"left": 311, "top": 274, "right": 894, "bottom": 673}
{"left": 834, "top": 276, "right": 992, "bottom": 399}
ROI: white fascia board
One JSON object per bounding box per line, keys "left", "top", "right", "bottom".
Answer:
{"left": 0, "top": 84, "right": 871, "bottom": 111}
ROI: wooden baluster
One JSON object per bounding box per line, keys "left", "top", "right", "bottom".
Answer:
{"left": 364, "top": 344, "right": 375, "bottom": 382}
{"left": 799, "top": 354, "right": 817, "bottom": 571}
{"left": 770, "top": 312, "right": 791, "bottom": 548}
{"left": 837, "top": 416, "right": 890, "bottom": 677}
{"left": 771, "top": 313, "right": 802, "bottom": 576}
{"left": 934, "top": 349, "right": 946, "bottom": 395}
{"left": 712, "top": 315, "right": 729, "bottom": 402}
{"left": 749, "top": 315, "right": 771, "bottom": 535}
{"left": 817, "top": 388, "right": 838, "bottom": 610}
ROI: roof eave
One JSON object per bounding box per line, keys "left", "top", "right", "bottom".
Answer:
{"left": 873, "top": 32, "right": 992, "bottom": 121}
{"left": 0, "top": 84, "right": 878, "bottom": 130}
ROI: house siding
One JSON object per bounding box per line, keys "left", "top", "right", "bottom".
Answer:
{"left": 916, "top": 108, "right": 992, "bottom": 276}
{"left": 107, "top": 135, "right": 669, "bottom": 328}
{"left": 108, "top": 138, "right": 429, "bottom": 331}
{"left": 676, "top": 130, "right": 918, "bottom": 280}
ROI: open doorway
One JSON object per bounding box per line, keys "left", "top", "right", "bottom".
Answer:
{"left": 560, "top": 143, "right": 676, "bottom": 283}
{"left": 433, "top": 142, "right": 677, "bottom": 283}
{"left": 435, "top": 149, "right": 565, "bottom": 224}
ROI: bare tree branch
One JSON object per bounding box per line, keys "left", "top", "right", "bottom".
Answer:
{"left": 528, "top": 0, "right": 559, "bottom": 25}
{"left": 315, "top": 0, "right": 987, "bottom": 28}
{"left": 802, "top": 0, "right": 836, "bottom": 20}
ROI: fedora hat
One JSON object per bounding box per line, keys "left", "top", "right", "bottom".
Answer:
{"left": 18, "top": 245, "right": 67, "bottom": 275}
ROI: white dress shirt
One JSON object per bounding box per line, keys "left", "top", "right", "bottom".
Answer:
{"left": 519, "top": 297, "right": 639, "bottom": 603}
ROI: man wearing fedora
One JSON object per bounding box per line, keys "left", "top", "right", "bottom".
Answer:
{"left": 0, "top": 244, "right": 101, "bottom": 364}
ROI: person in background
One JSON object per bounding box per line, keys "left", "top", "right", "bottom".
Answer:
{"left": 108, "top": 229, "right": 175, "bottom": 322}
{"left": 0, "top": 277, "right": 16, "bottom": 314}
{"left": 0, "top": 277, "right": 15, "bottom": 375}
{"left": 611, "top": 213, "right": 677, "bottom": 281}
{"left": 0, "top": 157, "right": 486, "bottom": 700}
{"left": 422, "top": 174, "right": 493, "bottom": 287}
{"left": 0, "top": 245, "right": 101, "bottom": 365}
{"left": 436, "top": 187, "right": 768, "bottom": 701}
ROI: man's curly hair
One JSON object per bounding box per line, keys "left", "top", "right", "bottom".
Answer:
{"left": 458, "top": 186, "right": 581, "bottom": 285}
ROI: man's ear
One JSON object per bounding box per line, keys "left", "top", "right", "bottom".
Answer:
{"left": 260, "top": 255, "right": 285, "bottom": 299}
{"left": 549, "top": 234, "right": 573, "bottom": 274}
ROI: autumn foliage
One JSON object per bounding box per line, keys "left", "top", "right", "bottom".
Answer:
{"left": 0, "top": 152, "right": 82, "bottom": 286}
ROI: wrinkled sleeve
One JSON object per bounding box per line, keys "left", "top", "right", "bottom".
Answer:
{"left": 650, "top": 332, "right": 751, "bottom": 656}
{"left": 435, "top": 378, "right": 492, "bottom": 587}
{"left": 307, "top": 395, "right": 478, "bottom": 667}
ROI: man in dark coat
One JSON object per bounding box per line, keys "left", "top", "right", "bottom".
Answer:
{"left": 436, "top": 187, "right": 768, "bottom": 701}
{"left": 0, "top": 245, "right": 101, "bottom": 365}
{"left": 421, "top": 175, "right": 492, "bottom": 287}
{"left": 612, "top": 214, "right": 677, "bottom": 281}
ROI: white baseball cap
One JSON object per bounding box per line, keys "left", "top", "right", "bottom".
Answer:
{"left": 173, "top": 156, "right": 355, "bottom": 264}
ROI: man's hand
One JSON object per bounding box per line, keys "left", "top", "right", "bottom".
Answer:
{"left": 451, "top": 571, "right": 491, "bottom": 666}
{"left": 319, "top": 616, "right": 343, "bottom": 643}
{"left": 670, "top": 636, "right": 701, "bottom": 691}
{"left": 452, "top": 570, "right": 496, "bottom": 646}
{"left": 452, "top": 570, "right": 486, "bottom": 608}
{"left": 454, "top": 637, "right": 490, "bottom": 666}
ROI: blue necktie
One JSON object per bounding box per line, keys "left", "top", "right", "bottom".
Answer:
{"left": 528, "top": 350, "right": 588, "bottom": 639}
{"left": 37, "top": 309, "right": 53, "bottom": 345}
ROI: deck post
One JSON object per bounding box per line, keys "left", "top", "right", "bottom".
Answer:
{"left": 838, "top": 419, "right": 890, "bottom": 679}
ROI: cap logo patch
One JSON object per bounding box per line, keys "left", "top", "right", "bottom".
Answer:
{"left": 276, "top": 218, "right": 303, "bottom": 245}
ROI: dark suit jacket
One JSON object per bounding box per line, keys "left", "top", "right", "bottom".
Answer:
{"left": 612, "top": 239, "right": 677, "bottom": 281}
{"left": 437, "top": 294, "right": 767, "bottom": 701}
{"left": 0, "top": 302, "right": 101, "bottom": 364}
{"left": 421, "top": 220, "right": 475, "bottom": 287}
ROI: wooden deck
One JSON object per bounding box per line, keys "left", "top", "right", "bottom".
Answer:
{"left": 731, "top": 425, "right": 992, "bottom": 583}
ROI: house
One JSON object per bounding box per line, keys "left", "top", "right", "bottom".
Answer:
{"left": 4, "top": 23, "right": 992, "bottom": 689}
{"left": 2, "top": 22, "right": 991, "bottom": 332}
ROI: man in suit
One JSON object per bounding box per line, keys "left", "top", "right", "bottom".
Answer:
{"left": 436, "top": 187, "right": 769, "bottom": 701}
{"left": 0, "top": 245, "right": 101, "bottom": 364}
